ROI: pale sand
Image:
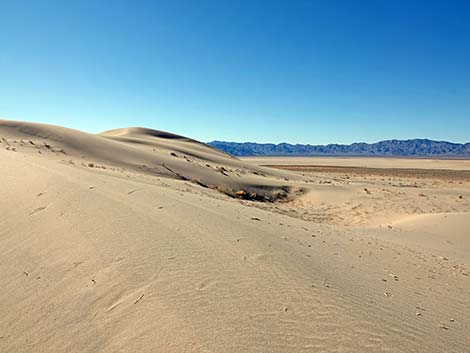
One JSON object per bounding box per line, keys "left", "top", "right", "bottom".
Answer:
{"left": 1, "top": 120, "right": 469, "bottom": 352}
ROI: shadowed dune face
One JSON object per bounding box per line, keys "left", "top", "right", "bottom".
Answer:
{"left": 1, "top": 120, "right": 470, "bottom": 353}
{"left": 100, "top": 127, "right": 202, "bottom": 142}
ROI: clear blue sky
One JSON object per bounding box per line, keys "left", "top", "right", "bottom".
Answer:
{"left": 1, "top": 0, "right": 469, "bottom": 144}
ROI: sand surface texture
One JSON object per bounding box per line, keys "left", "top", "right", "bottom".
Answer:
{"left": 1, "top": 121, "right": 469, "bottom": 353}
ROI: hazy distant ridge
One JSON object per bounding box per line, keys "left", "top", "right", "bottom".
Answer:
{"left": 209, "top": 139, "right": 470, "bottom": 157}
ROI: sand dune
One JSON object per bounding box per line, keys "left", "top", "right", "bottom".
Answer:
{"left": 1, "top": 120, "right": 469, "bottom": 353}
{"left": 0, "top": 120, "right": 298, "bottom": 201}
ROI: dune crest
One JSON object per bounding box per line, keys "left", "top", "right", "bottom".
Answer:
{"left": 100, "top": 127, "right": 202, "bottom": 142}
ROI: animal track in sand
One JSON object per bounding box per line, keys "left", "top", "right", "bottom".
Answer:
{"left": 30, "top": 205, "right": 48, "bottom": 216}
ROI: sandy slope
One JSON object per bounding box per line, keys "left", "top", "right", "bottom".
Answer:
{"left": 1, "top": 121, "right": 469, "bottom": 353}
{"left": 388, "top": 212, "right": 470, "bottom": 262}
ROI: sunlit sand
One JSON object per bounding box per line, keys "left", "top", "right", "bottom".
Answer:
{"left": 1, "top": 120, "right": 469, "bottom": 352}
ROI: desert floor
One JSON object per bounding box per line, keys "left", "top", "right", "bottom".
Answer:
{"left": 1, "top": 121, "right": 469, "bottom": 353}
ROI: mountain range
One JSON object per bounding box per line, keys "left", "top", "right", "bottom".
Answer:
{"left": 208, "top": 139, "right": 470, "bottom": 157}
